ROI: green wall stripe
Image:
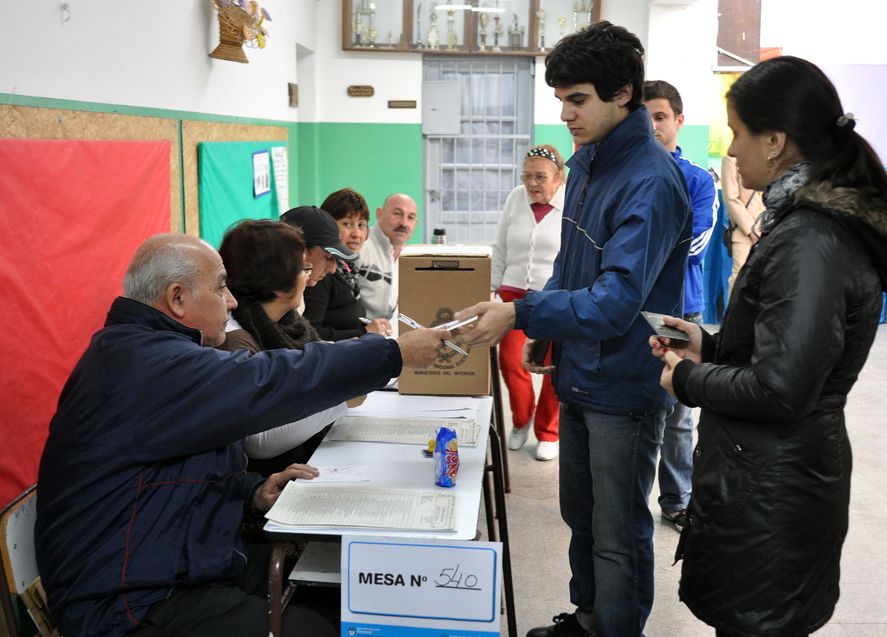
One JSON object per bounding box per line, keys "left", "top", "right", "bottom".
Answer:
{"left": 678, "top": 124, "right": 710, "bottom": 168}
{"left": 298, "top": 122, "right": 425, "bottom": 244}
{"left": 534, "top": 124, "right": 575, "bottom": 165}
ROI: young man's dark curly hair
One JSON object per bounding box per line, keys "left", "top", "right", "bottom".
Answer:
{"left": 544, "top": 21, "right": 645, "bottom": 111}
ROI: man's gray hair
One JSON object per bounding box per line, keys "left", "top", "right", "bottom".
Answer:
{"left": 123, "top": 234, "right": 204, "bottom": 305}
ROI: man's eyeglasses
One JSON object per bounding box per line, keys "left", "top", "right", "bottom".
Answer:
{"left": 521, "top": 173, "right": 551, "bottom": 184}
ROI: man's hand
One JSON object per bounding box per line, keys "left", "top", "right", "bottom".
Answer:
{"left": 521, "top": 339, "right": 556, "bottom": 375}
{"left": 251, "top": 463, "right": 319, "bottom": 513}
{"left": 346, "top": 394, "right": 368, "bottom": 408}
{"left": 452, "top": 302, "right": 515, "bottom": 347}
{"left": 396, "top": 327, "right": 451, "bottom": 368}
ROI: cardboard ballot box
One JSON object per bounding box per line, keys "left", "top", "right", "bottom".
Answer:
{"left": 398, "top": 245, "right": 491, "bottom": 396}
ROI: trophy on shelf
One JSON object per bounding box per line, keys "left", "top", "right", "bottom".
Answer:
{"left": 572, "top": 2, "right": 579, "bottom": 33}
{"left": 536, "top": 9, "right": 546, "bottom": 51}
{"left": 427, "top": 6, "right": 440, "bottom": 49}
{"left": 492, "top": 13, "right": 502, "bottom": 51}
{"left": 446, "top": 0, "right": 458, "bottom": 50}
{"left": 558, "top": 15, "right": 567, "bottom": 40}
{"left": 508, "top": 13, "right": 524, "bottom": 50}
{"left": 366, "top": 2, "right": 377, "bottom": 47}
{"left": 415, "top": 2, "right": 423, "bottom": 48}
{"left": 353, "top": 10, "right": 364, "bottom": 45}
{"left": 478, "top": 11, "right": 489, "bottom": 51}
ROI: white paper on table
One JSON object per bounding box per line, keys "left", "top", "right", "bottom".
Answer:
{"left": 265, "top": 482, "right": 457, "bottom": 531}
{"left": 311, "top": 465, "right": 369, "bottom": 483}
{"left": 328, "top": 415, "right": 480, "bottom": 447}
{"left": 348, "top": 393, "right": 480, "bottom": 420}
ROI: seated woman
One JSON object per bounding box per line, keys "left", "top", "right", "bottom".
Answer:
{"left": 216, "top": 219, "right": 345, "bottom": 475}
{"left": 302, "top": 188, "right": 391, "bottom": 340}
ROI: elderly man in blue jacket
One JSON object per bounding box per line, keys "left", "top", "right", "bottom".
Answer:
{"left": 35, "top": 233, "right": 449, "bottom": 637}
{"left": 456, "top": 22, "right": 692, "bottom": 637}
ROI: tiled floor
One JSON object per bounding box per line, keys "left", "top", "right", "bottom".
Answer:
{"left": 493, "top": 324, "right": 887, "bottom": 636}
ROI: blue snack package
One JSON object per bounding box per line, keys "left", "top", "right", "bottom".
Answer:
{"left": 433, "top": 427, "right": 459, "bottom": 488}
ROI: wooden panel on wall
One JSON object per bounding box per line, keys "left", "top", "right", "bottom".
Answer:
{"left": 0, "top": 104, "right": 181, "bottom": 232}
{"left": 181, "top": 121, "right": 287, "bottom": 236}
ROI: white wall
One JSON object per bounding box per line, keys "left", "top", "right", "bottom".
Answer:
{"left": 646, "top": 0, "right": 718, "bottom": 125}
{"left": 312, "top": 0, "right": 423, "bottom": 124}
{"left": 0, "top": 0, "right": 305, "bottom": 121}
{"left": 762, "top": 0, "right": 887, "bottom": 64}
{"left": 4, "top": 0, "right": 881, "bottom": 130}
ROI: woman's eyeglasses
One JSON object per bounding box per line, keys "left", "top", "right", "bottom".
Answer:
{"left": 521, "top": 173, "right": 551, "bottom": 184}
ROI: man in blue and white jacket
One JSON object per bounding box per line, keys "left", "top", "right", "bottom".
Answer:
{"left": 455, "top": 23, "right": 692, "bottom": 637}
{"left": 644, "top": 80, "right": 718, "bottom": 533}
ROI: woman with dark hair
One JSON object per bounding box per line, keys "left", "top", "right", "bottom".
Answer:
{"left": 302, "top": 188, "right": 392, "bottom": 340}
{"left": 651, "top": 56, "right": 887, "bottom": 636}
{"left": 216, "top": 219, "right": 346, "bottom": 474}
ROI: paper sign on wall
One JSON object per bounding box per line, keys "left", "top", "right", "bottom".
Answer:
{"left": 341, "top": 535, "right": 501, "bottom": 637}
{"left": 271, "top": 146, "right": 289, "bottom": 213}
{"left": 253, "top": 150, "right": 271, "bottom": 197}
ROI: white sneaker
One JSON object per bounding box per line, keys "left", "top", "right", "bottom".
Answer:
{"left": 535, "top": 440, "right": 559, "bottom": 461}
{"left": 507, "top": 426, "right": 530, "bottom": 450}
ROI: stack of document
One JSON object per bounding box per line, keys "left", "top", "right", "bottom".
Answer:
{"left": 328, "top": 415, "right": 480, "bottom": 447}
{"left": 265, "top": 481, "right": 457, "bottom": 531}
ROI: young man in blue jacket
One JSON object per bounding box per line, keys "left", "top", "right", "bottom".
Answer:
{"left": 35, "top": 233, "right": 448, "bottom": 637}
{"left": 455, "top": 22, "right": 692, "bottom": 637}
{"left": 643, "top": 80, "right": 718, "bottom": 533}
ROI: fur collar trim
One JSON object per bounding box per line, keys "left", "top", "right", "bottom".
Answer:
{"left": 794, "top": 181, "right": 887, "bottom": 239}
{"left": 793, "top": 181, "right": 887, "bottom": 289}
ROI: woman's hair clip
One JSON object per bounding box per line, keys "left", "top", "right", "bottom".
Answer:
{"left": 836, "top": 113, "right": 856, "bottom": 132}
{"left": 525, "top": 147, "right": 561, "bottom": 168}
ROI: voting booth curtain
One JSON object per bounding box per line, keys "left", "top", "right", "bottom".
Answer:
{"left": 198, "top": 141, "right": 285, "bottom": 248}
{"left": 0, "top": 139, "right": 170, "bottom": 506}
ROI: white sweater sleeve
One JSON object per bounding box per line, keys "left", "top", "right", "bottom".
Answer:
{"left": 491, "top": 186, "right": 522, "bottom": 291}
{"left": 243, "top": 402, "right": 348, "bottom": 459}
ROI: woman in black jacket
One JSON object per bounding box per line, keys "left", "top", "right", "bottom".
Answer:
{"left": 302, "top": 188, "right": 392, "bottom": 340}
{"left": 652, "top": 56, "right": 887, "bottom": 636}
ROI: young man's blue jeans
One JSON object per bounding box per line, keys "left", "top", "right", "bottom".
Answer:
{"left": 657, "top": 312, "right": 702, "bottom": 515}
{"left": 559, "top": 402, "right": 666, "bottom": 637}
{"left": 657, "top": 400, "right": 694, "bottom": 514}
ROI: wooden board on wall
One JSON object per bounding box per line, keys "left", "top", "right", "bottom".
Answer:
{"left": 0, "top": 104, "right": 181, "bottom": 232}
{"left": 181, "top": 121, "right": 287, "bottom": 237}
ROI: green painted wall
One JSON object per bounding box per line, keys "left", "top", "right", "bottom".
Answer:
{"left": 534, "top": 122, "right": 712, "bottom": 172}
{"left": 4, "top": 94, "right": 713, "bottom": 244}
{"left": 678, "top": 124, "right": 710, "bottom": 168}
{"left": 294, "top": 122, "right": 426, "bottom": 243}
{"left": 534, "top": 123, "right": 575, "bottom": 164}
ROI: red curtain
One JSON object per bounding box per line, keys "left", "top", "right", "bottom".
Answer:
{"left": 0, "top": 139, "right": 170, "bottom": 506}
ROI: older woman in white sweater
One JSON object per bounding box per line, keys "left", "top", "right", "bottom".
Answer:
{"left": 491, "top": 145, "right": 566, "bottom": 461}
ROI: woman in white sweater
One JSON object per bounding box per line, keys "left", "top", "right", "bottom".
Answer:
{"left": 491, "top": 145, "right": 566, "bottom": 461}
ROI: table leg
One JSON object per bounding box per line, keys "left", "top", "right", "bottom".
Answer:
{"left": 268, "top": 541, "right": 287, "bottom": 637}
{"left": 487, "top": 425, "right": 518, "bottom": 637}
{"left": 489, "top": 346, "right": 512, "bottom": 493}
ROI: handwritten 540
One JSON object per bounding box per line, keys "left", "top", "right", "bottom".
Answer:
{"left": 434, "top": 563, "right": 481, "bottom": 590}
